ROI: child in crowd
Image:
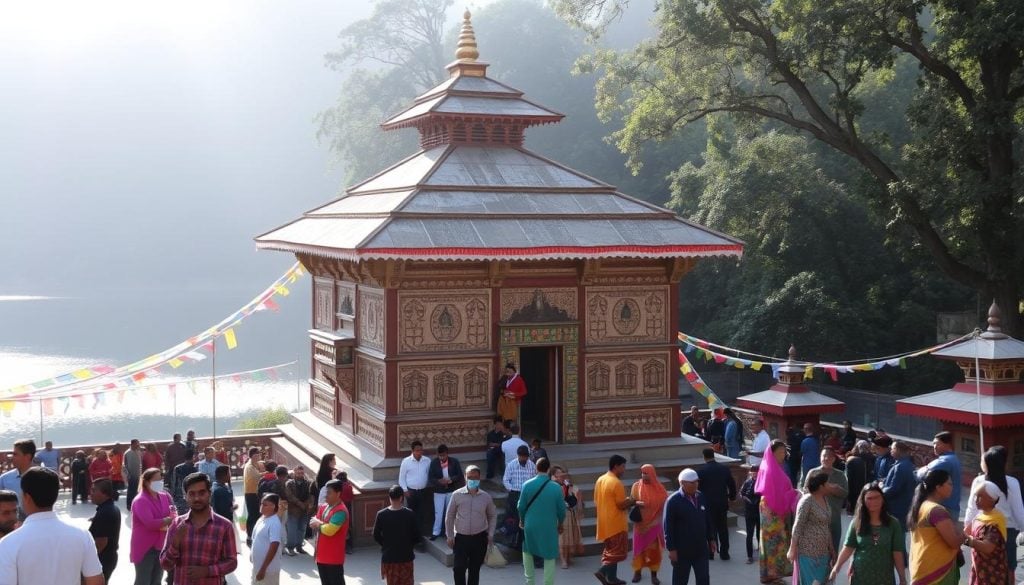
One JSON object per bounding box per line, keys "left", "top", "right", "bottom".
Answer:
{"left": 739, "top": 465, "right": 761, "bottom": 564}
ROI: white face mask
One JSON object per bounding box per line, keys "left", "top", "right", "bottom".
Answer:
{"left": 150, "top": 480, "right": 164, "bottom": 493}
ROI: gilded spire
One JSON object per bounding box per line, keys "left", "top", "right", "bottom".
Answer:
{"left": 455, "top": 9, "right": 479, "bottom": 62}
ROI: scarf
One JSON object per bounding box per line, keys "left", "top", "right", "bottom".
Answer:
{"left": 975, "top": 508, "right": 1007, "bottom": 540}
{"left": 633, "top": 464, "right": 668, "bottom": 525}
{"left": 755, "top": 449, "right": 798, "bottom": 516}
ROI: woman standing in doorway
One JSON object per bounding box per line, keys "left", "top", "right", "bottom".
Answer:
{"left": 496, "top": 363, "right": 527, "bottom": 424}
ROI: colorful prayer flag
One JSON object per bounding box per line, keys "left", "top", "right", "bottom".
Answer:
{"left": 224, "top": 328, "right": 238, "bottom": 350}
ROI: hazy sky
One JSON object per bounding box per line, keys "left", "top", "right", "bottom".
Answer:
{"left": 0, "top": 1, "right": 378, "bottom": 294}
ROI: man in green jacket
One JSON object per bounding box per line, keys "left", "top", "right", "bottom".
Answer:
{"left": 518, "top": 458, "right": 566, "bottom": 585}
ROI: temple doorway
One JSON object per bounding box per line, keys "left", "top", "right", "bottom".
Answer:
{"left": 519, "top": 345, "right": 561, "bottom": 443}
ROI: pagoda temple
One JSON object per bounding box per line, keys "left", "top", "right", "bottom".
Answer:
{"left": 735, "top": 345, "right": 844, "bottom": 440}
{"left": 256, "top": 12, "right": 740, "bottom": 460}
{"left": 897, "top": 302, "right": 1024, "bottom": 481}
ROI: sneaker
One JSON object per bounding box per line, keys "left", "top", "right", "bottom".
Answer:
{"left": 296, "top": 546, "right": 308, "bottom": 555}
{"left": 746, "top": 557, "right": 754, "bottom": 564}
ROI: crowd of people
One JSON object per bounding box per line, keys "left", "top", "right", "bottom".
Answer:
{"left": 680, "top": 408, "right": 1019, "bottom": 585}
{"left": 0, "top": 414, "right": 1020, "bottom": 585}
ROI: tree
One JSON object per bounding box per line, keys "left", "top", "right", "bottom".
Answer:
{"left": 317, "top": 0, "right": 452, "bottom": 183}
{"left": 557, "top": 0, "right": 1024, "bottom": 334}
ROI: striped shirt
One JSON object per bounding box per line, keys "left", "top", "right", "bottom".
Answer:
{"left": 159, "top": 510, "right": 238, "bottom": 584}
{"left": 503, "top": 459, "right": 536, "bottom": 492}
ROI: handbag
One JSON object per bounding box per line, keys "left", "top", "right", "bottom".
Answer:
{"left": 629, "top": 505, "right": 643, "bottom": 523}
{"left": 484, "top": 543, "right": 507, "bottom": 568}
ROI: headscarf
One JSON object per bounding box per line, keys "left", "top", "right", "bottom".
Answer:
{"left": 754, "top": 443, "right": 798, "bottom": 516}
{"left": 974, "top": 480, "right": 1008, "bottom": 539}
{"left": 633, "top": 464, "right": 669, "bottom": 525}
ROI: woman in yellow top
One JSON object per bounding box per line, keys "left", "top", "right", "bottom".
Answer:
{"left": 630, "top": 464, "right": 668, "bottom": 585}
{"left": 908, "top": 468, "right": 963, "bottom": 585}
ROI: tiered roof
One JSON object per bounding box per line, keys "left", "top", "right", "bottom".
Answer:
{"left": 256, "top": 11, "right": 743, "bottom": 263}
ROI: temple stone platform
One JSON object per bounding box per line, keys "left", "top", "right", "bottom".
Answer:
{"left": 270, "top": 410, "right": 737, "bottom": 565}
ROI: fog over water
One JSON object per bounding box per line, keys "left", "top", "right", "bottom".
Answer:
{"left": 0, "top": 1, "right": 386, "bottom": 445}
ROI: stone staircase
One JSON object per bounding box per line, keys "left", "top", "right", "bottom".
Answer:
{"left": 272, "top": 410, "right": 739, "bottom": 567}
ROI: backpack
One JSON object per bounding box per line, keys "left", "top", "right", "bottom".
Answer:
{"left": 258, "top": 477, "right": 278, "bottom": 499}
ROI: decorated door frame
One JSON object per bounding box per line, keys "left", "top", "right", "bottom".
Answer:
{"left": 499, "top": 324, "right": 579, "bottom": 443}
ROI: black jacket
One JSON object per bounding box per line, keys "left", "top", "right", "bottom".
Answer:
{"left": 665, "top": 490, "right": 714, "bottom": 559}
{"left": 428, "top": 456, "right": 464, "bottom": 494}
{"left": 696, "top": 460, "right": 736, "bottom": 511}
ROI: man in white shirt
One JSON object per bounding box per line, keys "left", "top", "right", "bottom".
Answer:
{"left": 747, "top": 419, "right": 771, "bottom": 468}
{"left": 0, "top": 467, "right": 104, "bottom": 585}
{"left": 501, "top": 423, "right": 528, "bottom": 468}
{"left": 398, "top": 440, "right": 432, "bottom": 541}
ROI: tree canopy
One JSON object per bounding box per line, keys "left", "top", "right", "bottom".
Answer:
{"left": 557, "top": 0, "right": 1024, "bottom": 335}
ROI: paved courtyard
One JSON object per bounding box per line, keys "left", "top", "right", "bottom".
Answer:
{"left": 52, "top": 481, "right": 1018, "bottom": 585}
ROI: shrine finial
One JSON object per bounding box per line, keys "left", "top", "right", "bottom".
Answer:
{"left": 455, "top": 10, "right": 479, "bottom": 62}
{"left": 788, "top": 344, "right": 797, "bottom": 361}
{"left": 980, "top": 299, "right": 1009, "bottom": 339}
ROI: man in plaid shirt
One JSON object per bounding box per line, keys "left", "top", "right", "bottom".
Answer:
{"left": 160, "top": 472, "right": 238, "bottom": 584}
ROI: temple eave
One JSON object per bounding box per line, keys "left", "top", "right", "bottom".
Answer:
{"left": 380, "top": 112, "right": 564, "bottom": 131}
{"left": 254, "top": 242, "right": 744, "bottom": 262}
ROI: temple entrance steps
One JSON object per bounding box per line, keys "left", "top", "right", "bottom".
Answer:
{"left": 270, "top": 410, "right": 740, "bottom": 567}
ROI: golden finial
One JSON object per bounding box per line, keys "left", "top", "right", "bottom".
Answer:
{"left": 455, "top": 9, "right": 479, "bottom": 62}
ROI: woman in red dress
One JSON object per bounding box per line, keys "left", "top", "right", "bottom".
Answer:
{"left": 496, "top": 363, "right": 527, "bottom": 424}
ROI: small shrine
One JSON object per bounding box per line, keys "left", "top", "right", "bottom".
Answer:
{"left": 735, "top": 345, "right": 844, "bottom": 439}
{"left": 254, "top": 15, "right": 742, "bottom": 545}
{"left": 897, "top": 302, "right": 1024, "bottom": 481}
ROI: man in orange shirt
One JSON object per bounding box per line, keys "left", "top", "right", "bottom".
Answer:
{"left": 310, "top": 479, "right": 349, "bottom": 585}
{"left": 594, "top": 455, "right": 634, "bottom": 585}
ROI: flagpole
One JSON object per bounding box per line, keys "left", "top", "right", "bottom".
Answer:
{"left": 974, "top": 328, "right": 984, "bottom": 453}
{"left": 38, "top": 399, "right": 43, "bottom": 445}
{"left": 212, "top": 340, "right": 217, "bottom": 439}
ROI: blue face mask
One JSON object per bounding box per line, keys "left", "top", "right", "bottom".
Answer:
{"left": 467, "top": 479, "right": 481, "bottom": 490}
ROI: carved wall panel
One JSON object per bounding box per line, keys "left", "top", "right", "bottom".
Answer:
{"left": 314, "top": 277, "right": 335, "bottom": 331}
{"left": 357, "top": 287, "right": 385, "bottom": 352}
{"left": 336, "top": 282, "right": 355, "bottom": 318}
{"left": 356, "top": 357, "right": 385, "bottom": 410}
{"left": 500, "top": 288, "right": 578, "bottom": 323}
{"left": 354, "top": 413, "right": 385, "bottom": 450}
{"left": 584, "top": 407, "right": 674, "bottom": 437}
{"left": 584, "top": 352, "right": 670, "bottom": 402}
{"left": 397, "top": 361, "right": 492, "bottom": 413}
{"left": 313, "top": 361, "right": 354, "bottom": 402}
{"left": 398, "top": 289, "right": 490, "bottom": 353}
{"left": 585, "top": 286, "right": 668, "bottom": 345}
{"left": 397, "top": 419, "right": 492, "bottom": 450}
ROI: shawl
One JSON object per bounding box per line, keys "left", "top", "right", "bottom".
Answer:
{"left": 975, "top": 508, "right": 1007, "bottom": 540}
{"left": 632, "top": 464, "right": 668, "bottom": 525}
{"left": 755, "top": 449, "right": 798, "bottom": 516}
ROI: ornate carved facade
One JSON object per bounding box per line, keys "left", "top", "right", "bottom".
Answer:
{"left": 398, "top": 289, "right": 490, "bottom": 353}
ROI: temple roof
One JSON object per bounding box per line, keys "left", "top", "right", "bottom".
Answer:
{"left": 932, "top": 302, "right": 1024, "bottom": 361}
{"left": 896, "top": 389, "right": 1024, "bottom": 427}
{"left": 255, "top": 11, "right": 743, "bottom": 263}
{"left": 735, "top": 388, "right": 845, "bottom": 416}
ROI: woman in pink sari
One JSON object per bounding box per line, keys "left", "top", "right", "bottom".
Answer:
{"left": 630, "top": 463, "right": 668, "bottom": 584}
{"left": 756, "top": 439, "right": 799, "bottom": 584}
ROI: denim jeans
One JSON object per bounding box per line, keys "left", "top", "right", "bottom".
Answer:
{"left": 286, "top": 513, "right": 309, "bottom": 549}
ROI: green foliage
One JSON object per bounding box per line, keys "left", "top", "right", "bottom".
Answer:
{"left": 235, "top": 407, "right": 292, "bottom": 430}
{"left": 558, "top": 0, "right": 1024, "bottom": 334}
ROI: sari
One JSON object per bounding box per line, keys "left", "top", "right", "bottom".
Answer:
{"left": 969, "top": 509, "right": 1007, "bottom": 585}
{"left": 755, "top": 450, "right": 798, "bottom": 583}
{"left": 630, "top": 464, "right": 668, "bottom": 572}
{"left": 910, "top": 501, "right": 958, "bottom": 585}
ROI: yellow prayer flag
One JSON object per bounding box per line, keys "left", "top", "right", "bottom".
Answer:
{"left": 168, "top": 358, "right": 184, "bottom": 369}
{"left": 224, "top": 328, "right": 238, "bottom": 350}
{"left": 853, "top": 364, "right": 873, "bottom": 372}
{"left": 681, "top": 362, "right": 692, "bottom": 374}
{"left": 804, "top": 365, "right": 814, "bottom": 380}
{"left": 751, "top": 362, "right": 763, "bottom": 372}
{"left": 72, "top": 369, "right": 92, "bottom": 380}
{"left": 275, "top": 285, "right": 290, "bottom": 297}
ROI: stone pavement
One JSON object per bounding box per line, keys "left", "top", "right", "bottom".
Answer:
{"left": 53, "top": 482, "right": 1019, "bottom": 585}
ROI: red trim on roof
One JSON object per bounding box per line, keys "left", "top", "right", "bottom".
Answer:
{"left": 358, "top": 244, "right": 744, "bottom": 257}
{"left": 949, "top": 381, "right": 1024, "bottom": 396}
{"left": 895, "top": 402, "right": 1024, "bottom": 428}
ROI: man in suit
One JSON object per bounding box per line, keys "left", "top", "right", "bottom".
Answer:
{"left": 665, "top": 468, "right": 715, "bottom": 585}
{"left": 696, "top": 448, "right": 736, "bottom": 560}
